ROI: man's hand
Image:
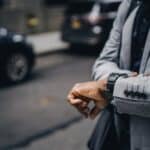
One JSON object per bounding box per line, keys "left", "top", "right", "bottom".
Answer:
{"left": 67, "top": 79, "right": 109, "bottom": 119}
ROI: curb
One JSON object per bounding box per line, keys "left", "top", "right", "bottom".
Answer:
{"left": 27, "top": 31, "right": 69, "bottom": 55}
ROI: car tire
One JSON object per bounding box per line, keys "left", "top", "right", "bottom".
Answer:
{"left": 4, "top": 52, "right": 32, "bottom": 84}
{"left": 70, "top": 43, "right": 85, "bottom": 52}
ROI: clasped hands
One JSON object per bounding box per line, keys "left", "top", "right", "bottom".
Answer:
{"left": 67, "top": 72, "right": 139, "bottom": 119}
{"left": 67, "top": 79, "right": 109, "bottom": 119}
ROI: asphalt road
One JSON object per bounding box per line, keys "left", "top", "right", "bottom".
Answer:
{"left": 0, "top": 50, "right": 98, "bottom": 150}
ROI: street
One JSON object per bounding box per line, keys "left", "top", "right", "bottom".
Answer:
{"left": 0, "top": 50, "right": 98, "bottom": 150}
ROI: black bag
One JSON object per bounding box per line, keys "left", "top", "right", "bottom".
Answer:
{"left": 87, "top": 105, "right": 119, "bottom": 150}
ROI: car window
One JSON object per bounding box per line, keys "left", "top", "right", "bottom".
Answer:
{"left": 100, "top": 2, "right": 121, "bottom": 13}
{"left": 66, "top": 0, "right": 122, "bottom": 15}
{"left": 66, "top": 1, "right": 96, "bottom": 14}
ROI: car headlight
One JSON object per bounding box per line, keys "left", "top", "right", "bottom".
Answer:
{"left": 92, "top": 26, "right": 102, "bottom": 34}
{"left": 0, "top": 28, "right": 8, "bottom": 36}
{"left": 12, "top": 34, "right": 24, "bottom": 42}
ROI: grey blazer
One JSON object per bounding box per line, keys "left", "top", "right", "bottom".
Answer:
{"left": 92, "top": 0, "right": 150, "bottom": 150}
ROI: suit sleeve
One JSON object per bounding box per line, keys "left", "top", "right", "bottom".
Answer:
{"left": 92, "top": 0, "right": 132, "bottom": 80}
{"left": 113, "top": 76, "right": 150, "bottom": 118}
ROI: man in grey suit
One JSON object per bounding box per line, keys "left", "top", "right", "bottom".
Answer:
{"left": 68, "top": 0, "right": 150, "bottom": 149}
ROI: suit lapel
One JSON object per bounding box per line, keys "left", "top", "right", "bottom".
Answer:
{"left": 120, "top": 6, "right": 140, "bottom": 69}
{"left": 140, "top": 30, "right": 150, "bottom": 73}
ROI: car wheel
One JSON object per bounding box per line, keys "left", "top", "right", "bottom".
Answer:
{"left": 5, "top": 52, "right": 31, "bottom": 83}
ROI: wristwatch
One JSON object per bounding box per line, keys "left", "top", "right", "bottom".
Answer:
{"left": 104, "top": 73, "right": 128, "bottom": 100}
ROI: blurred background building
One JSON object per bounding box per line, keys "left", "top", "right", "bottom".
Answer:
{"left": 0, "top": 0, "right": 66, "bottom": 33}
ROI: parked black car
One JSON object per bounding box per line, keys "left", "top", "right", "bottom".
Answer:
{"left": 62, "top": 0, "right": 122, "bottom": 48}
{"left": 0, "top": 28, "right": 35, "bottom": 84}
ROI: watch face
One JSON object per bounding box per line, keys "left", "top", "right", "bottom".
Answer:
{"left": 112, "top": 75, "right": 118, "bottom": 81}
{"left": 110, "top": 74, "right": 120, "bottom": 82}
{"left": 107, "top": 73, "right": 124, "bottom": 92}
{"left": 103, "top": 90, "right": 113, "bottom": 101}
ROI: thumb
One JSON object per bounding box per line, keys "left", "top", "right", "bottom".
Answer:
{"left": 89, "top": 106, "right": 101, "bottom": 120}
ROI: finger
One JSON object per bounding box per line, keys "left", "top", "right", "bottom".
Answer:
{"left": 89, "top": 106, "right": 101, "bottom": 120}
{"left": 77, "top": 101, "right": 90, "bottom": 117}
{"left": 68, "top": 98, "right": 89, "bottom": 118}
{"left": 77, "top": 94, "right": 91, "bottom": 102}
{"left": 76, "top": 102, "right": 90, "bottom": 116}
{"left": 83, "top": 107, "right": 90, "bottom": 114}
{"left": 71, "top": 90, "right": 91, "bottom": 103}
{"left": 78, "top": 104, "right": 90, "bottom": 113}
{"left": 77, "top": 106, "right": 89, "bottom": 118}
{"left": 83, "top": 107, "right": 90, "bottom": 118}
{"left": 67, "top": 93, "right": 75, "bottom": 100}
{"left": 80, "top": 101, "right": 89, "bottom": 108}
{"left": 69, "top": 99, "right": 90, "bottom": 116}
{"left": 68, "top": 98, "right": 82, "bottom": 105}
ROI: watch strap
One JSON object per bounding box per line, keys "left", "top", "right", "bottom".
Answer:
{"left": 106, "top": 73, "right": 128, "bottom": 99}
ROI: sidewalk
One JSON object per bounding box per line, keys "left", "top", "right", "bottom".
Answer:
{"left": 27, "top": 32, "right": 69, "bottom": 55}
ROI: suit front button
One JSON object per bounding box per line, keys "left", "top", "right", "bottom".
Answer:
{"left": 124, "top": 90, "right": 129, "bottom": 96}
{"left": 131, "top": 92, "right": 136, "bottom": 97}
{"left": 137, "top": 92, "right": 142, "bottom": 98}
{"left": 135, "top": 92, "right": 143, "bottom": 98}
{"left": 141, "top": 93, "right": 147, "bottom": 99}
{"left": 128, "top": 91, "right": 133, "bottom": 97}
{"left": 134, "top": 92, "right": 139, "bottom": 97}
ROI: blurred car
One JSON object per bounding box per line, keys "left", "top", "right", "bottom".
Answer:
{"left": 0, "top": 28, "right": 35, "bottom": 84}
{"left": 61, "top": 0, "right": 122, "bottom": 48}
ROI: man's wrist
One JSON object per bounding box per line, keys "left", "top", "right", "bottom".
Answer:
{"left": 106, "top": 73, "right": 128, "bottom": 100}
{"left": 97, "top": 78, "right": 108, "bottom": 91}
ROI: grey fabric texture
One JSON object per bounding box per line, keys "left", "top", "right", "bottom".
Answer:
{"left": 92, "top": 0, "right": 150, "bottom": 149}
{"left": 130, "top": 116, "right": 150, "bottom": 150}
{"left": 92, "top": 0, "right": 132, "bottom": 80}
{"left": 113, "top": 76, "right": 150, "bottom": 117}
